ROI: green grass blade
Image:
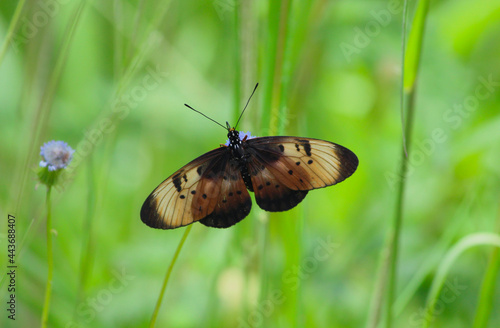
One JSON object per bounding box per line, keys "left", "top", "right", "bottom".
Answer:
{"left": 472, "top": 211, "right": 500, "bottom": 328}
{"left": 421, "top": 233, "right": 500, "bottom": 328}
{"left": 385, "top": 1, "right": 431, "bottom": 327}
{"left": 385, "top": 90, "right": 416, "bottom": 328}
{"left": 257, "top": 2, "right": 293, "bottom": 326}
{"left": 72, "top": 159, "right": 97, "bottom": 323}
{"left": 472, "top": 247, "right": 500, "bottom": 328}
{"left": 403, "top": 0, "right": 430, "bottom": 91}
{"left": 149, "top": 225, "right": 193, "bottom": 327}
{"left": 0, "top": 0, "right": 27, "bottom": 67}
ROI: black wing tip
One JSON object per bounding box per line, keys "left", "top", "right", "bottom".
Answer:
{"left": 140, "top": 195, "right": 170, "bottom": 230}
{"left": 140, "top": 196, "right": 156, "bottom": 227}
{"left": 335, "top": 144, "right": 359, "bottom": 181}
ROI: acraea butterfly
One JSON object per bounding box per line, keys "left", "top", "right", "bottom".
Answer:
{"left": 141, "top": 84, "right": 358, "bottom": 229}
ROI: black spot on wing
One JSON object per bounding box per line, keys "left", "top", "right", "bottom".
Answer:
{"left": 278, "top": 144, "right": 284, "bottom": 152}
{"left": 295, "top": 139, "right": 312, "bottom": 156}
{"left": 172, "top": 176, "right": 182, "bottom": 192}
{"left": 303, "top": 142, "right": 312, "bottom": 156}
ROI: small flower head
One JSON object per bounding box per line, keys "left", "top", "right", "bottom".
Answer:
{"left": 225, "top": 131, "right": 256, "bottom": 146}
{"left": 39, "top": 140, "right": 75, "bottom": 171}
{"left": 38, "top": 140, "right": 75, "bottom": 187}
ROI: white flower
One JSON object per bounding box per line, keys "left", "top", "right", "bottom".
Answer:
{"left": 39, "top": 141, "right": 75, "bottom": 171}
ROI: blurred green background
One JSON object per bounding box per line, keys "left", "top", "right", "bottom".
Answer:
{"left": 1, "top": 0, "right": 500, "bottom": 327}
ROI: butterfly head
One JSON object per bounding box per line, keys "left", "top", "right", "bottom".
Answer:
{"left": 226, "top": 126, "right": 240, "bottom": 145}
{"left": 225, "top": 125, "right": 256, "bottom": 147}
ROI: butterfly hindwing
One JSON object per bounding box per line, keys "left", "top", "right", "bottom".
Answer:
{"left": 245, "top": 136, "right": 358, "bottom": 211}
{"left": 199, "top": 158, "right": 251, "bottom": 228}
{"left": 246, "top": 155, "right": 308, "bottom": 211}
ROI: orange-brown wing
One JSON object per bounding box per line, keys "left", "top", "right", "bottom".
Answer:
{"left": 141, "top": 148, "right": 225, "bottom": 229}
{"left": 198, "top": 158, "right": 251, "bottom": 228}
{"left": 141, "top": 147, "right": 251, "bottom": 229}
{"left": 245, "top": 136, "right": 358, "bottom": 211}
{"left": 246, "top": 155, "right": 308, "bottom": 212}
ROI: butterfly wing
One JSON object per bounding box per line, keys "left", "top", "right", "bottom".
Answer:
{"left": 141, "top": 147, "right": 251, "bottom": 229}
{"left": 246, "top": 155, "right": 308, "bottom": 212}
{"left": 245, "top": 136, "right": 358, "bottom": 211}
{"left": 198, "top": 158, "right": 252, "bottom": 228}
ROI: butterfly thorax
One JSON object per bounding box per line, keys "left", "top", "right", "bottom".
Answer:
{"left": 227, "top": 128, "right": 254, "bottom": 192}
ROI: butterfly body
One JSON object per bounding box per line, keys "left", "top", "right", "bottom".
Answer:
{"left": 141, "top": 124, "right": 358, "bottom": 230}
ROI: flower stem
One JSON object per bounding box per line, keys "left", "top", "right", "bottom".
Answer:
{"left": 41, "top": 186, "right": 53, "bottom": 328}
{"left": 149, "top": 224, "right": 193, "bottom": 327}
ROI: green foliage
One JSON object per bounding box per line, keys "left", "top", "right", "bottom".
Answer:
{"left": 1, "top": 0, "right": 500, "bottom": 327}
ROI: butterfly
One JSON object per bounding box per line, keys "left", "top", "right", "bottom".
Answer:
{"left": 140, "top": 85, "right": 358, "bottom": 229}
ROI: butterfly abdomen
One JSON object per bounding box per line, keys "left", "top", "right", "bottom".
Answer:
{"left": 238, "top": 159, "right": 254, "bottom": 192}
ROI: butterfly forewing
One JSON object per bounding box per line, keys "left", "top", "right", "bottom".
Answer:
{"left": 246, "top": 136, "right": 358, "bottom": 191}
{"left": 141, "top": 147, "right": 227, "bottom": 229}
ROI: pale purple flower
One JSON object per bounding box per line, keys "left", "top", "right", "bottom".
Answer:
{"left": 225, "top": 131, "right": 256, "bottom": 146}
{"left": 39, "top": 141, "right": 75, "bottom": 171}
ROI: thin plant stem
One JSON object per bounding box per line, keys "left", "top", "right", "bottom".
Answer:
{"left": 472, "top": 206, "right": 500, "bottom": 328}
{"left": 421, "top": 233, "right": 500, "bottom": 328}
{"left": 257, "top": 3, "right": 292, "bottom": 326}
{"left": 126, "top": 0, "right": 148, "bottom": 64}
{"left": 233, "top": 1, "right": 242, "bottom": 119}
{"left": 149, "top": 224, "right": 193, "bottom": 328}
{"left": 41, "top": 186, "right": 53, "bottom": 328}
{"left": 73, "top": 159, "right": 97, "bottom": 321}
{"left": 0, "top": 0, "right": 27, "bottom": 67}
{"left": 472, "top": 246, "right": 500, "bottom": 328}
{"left": 384, "top": 0, "right": 430, "bottom": 326}
{"left": 385, "top": 88, "right": 416, "bottom": 328}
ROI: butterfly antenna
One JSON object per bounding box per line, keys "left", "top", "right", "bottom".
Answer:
{"left": 235, "top": 83, "right": 259, "bottom": 129}
{"left": 184, "top": 104, "right": 226, "bottom": 130}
